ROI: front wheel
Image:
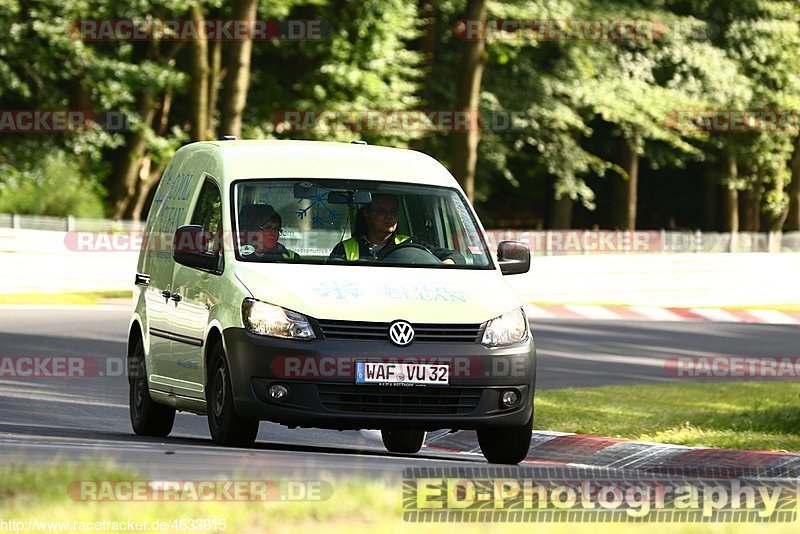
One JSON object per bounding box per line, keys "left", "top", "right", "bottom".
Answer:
{"left": 129, "top": 338, "right": 175, "bottom": 437}
{"left": 207, "top": 341, "right": 259, "bottom": 447}
{"left": 477, "top": 414, "right": 533, "bottom": 464}
{"left": 381, "top": 429, "right": 427, "bottom": 453}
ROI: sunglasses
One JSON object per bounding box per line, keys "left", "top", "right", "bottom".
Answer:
{"left": 258, "top": 223, "right": 282, "bottom": 233}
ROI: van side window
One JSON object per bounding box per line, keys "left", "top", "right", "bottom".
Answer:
{"left": 190, "top": 179, "right": 223, "bottom": 254}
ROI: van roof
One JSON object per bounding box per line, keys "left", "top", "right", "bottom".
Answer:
{"left": 186, "top": 139, "right": 460, "bottom": 189}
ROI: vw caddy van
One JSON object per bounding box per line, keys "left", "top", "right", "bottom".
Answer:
{"left": 128, "top": 140, "right": 536, "bottom": 464}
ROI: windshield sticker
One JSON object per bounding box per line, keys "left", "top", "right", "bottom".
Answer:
{"left": 258, "top": 186, "right": 293, "bottom": 206}
{"left": 240, "top": 244, "right": 255, "bottom": 256}
{"left": 314, "top": 281, "right": 361, "bottom": 300}
{"left": 384, "top": 284, "right": 467, "bottom": 303}
{"left": 296, "top": 187, "right": 340, "bottom": 227}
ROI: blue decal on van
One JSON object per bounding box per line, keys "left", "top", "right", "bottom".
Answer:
{"left": 314, "top": 281, "right": 361, "bottom": 300}
{"left": 384, "top": 284, "right": 467, "bottom": 303}
{"left": 296, "top": 189, "right": 339, "bottom": 227}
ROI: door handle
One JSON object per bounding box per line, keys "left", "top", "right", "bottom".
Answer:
{"left": 170, "top": 293, "right": 182, "bottom": 303}
{"left": 161, "top": 289, "right": 171, "bottom": 299}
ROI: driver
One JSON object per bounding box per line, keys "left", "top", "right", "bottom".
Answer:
{"left": 328, "top": 194, "right": 463, "bottom": 263}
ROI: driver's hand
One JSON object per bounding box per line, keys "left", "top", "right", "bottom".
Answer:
{"left": 442, "top": 258, "right": 455, "bottom": 265}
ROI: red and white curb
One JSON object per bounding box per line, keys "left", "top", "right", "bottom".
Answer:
{"left": 424, "top": 431, "right": 800, "bottom": 478}
{"left": 525, "top": 305, "right": 800, "bottom": 325}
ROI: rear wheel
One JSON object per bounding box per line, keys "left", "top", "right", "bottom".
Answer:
{"left": 381, "top": 429, "right": 427, "bottom": 453}
{"left": 129, "top": 338, "right": 175, "bottom": 437}
{"left": 477, "top": 414, "right": 533, "bottom": 464}
{"left": 207, "top": 341, "right": 259, "bottom": 447}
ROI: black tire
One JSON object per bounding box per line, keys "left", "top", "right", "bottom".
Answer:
{"left": 477, "top": 413, "right": 533, "bottom": 464}
{"left": 129, "top": 338, "right": 175, "bottom": 437}
{"left": 381, "top": 429, "right": 427, "bottom": 453}
{"left": 207, "top": 341, "right": 259, "bottom": 447}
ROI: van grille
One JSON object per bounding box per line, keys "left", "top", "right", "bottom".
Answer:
{"left": 315, "top": 320, "right": 483, "bottom": 343}
{"left": 317, "top": 384, "right": 482, "bottom": 415}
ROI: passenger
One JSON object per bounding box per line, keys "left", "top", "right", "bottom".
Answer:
{"left": 239, "top": 204, "right": 300, "bottom": 261}
{"left": 329, "top": 194, "right": 463, "bottom": 263}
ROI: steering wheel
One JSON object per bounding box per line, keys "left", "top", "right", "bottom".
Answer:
{"left": 377, "top": 242, "right": 441, "bottom": 265}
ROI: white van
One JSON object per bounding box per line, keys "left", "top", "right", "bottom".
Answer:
{"left": 128, "top": 139, "right": 536, "bottom": 464}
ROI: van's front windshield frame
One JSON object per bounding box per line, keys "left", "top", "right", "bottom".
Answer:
{"left": 229, "top": 178, "right": 496, "bottom": 270}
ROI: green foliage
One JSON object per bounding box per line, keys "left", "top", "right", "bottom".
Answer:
{"left": 1, "top": 0, "right": 798, "bottom": 229}
{"left": 0, "top": 149, "right": 106, "bottom": 217}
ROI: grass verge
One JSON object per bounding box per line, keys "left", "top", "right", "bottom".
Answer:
{"left": 0, "top": 290, "right": 132, "bottom": 305}
{"left": 536, "top": 382, "right": 800, "bottom": 451}
{"left": 2, "top": 462, "right": 797, "bottom": 533}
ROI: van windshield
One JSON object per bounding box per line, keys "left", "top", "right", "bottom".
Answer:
{"left": 232, "top": 179, "right": 493, "bottom": 269}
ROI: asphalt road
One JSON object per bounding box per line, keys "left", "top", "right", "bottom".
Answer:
{"left": 1, "top": 307, "right": 797, "bottom": 479}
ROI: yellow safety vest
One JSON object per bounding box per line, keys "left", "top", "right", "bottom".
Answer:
{"left": 342, "top": 235, "right": 410, "bottom": 261}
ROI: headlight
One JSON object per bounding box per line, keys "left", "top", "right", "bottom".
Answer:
{"left": 481, "top": 308, "right": 529, "bottom": 346}
{"left": 242, "top": 299, "right": 316, "bottom": 340}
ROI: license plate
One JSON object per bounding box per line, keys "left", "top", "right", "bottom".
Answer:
{"left": 355, "top": 361, "right": 449, "bottom": 385}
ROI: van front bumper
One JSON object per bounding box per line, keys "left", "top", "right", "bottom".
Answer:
{"left": 223, "top": 327, "right": 536, "bottom": 431}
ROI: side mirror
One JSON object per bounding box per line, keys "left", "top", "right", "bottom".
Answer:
{"left": 173, "top": 225, "right": 220, "bottom": 272}
{"left": 497, "top": 240, "right": 530, "bottom": 275}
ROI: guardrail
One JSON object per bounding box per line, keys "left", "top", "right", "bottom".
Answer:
{"left": 2, "top": 213, "right": 799, "bottom": 254}
{"left": 0, "top": 213, "right": 143, "bottom": 233}
{"left": 1, "top": 223, "right": 799, "bottom": 306}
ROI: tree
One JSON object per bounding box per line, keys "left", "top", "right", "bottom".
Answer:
{"left": 450, "top": 0, "right": 487, "bottom": 201}
{"left": 219, "top": 0, "right": 258, "bottom": 138}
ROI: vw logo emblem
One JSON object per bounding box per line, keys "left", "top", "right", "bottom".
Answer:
{"left": 388, "top": 320, "right": 415, "bottom": 346}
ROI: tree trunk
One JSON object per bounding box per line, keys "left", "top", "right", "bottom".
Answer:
{"left": 125, "top": 88, "right": 175, "bottom": 221}
{"left": 449, "top": 0, "right": 486, "bottom": 202}
{"left": 419, "top": 0, "right": 438, "bottom": 87}
{"left": 765, "top": 172, "right": 789, "bottom": 231}
{"left": 207, "top": 39, "right": 223, "bottom": 139}
{"left": 219, "top": 0, "right": 258, "bottom": 138}
{"left": 702, "top": 163, "right": 717, "bottom": 230}
{"left": 786, "top": 134, "right": 800, "bottom": 231}
{"left": 611, "top": 136, "right": 639, "bottom": 230}
{"left": 721, "top": 149, "right": 739, "bottom": 232}
{"left": 550, "top": 195, "right": 573, "bottom": 229}
{"left": 107, "top": 91, "right": 158, "bottom": 219}
{"left": 409, "top": 0, "right": 438, "bottom": 151}
{"left": 739, "top": 174, "right": 762, "bottom": 232}
{"left": 69, "top": 79, "right": 92, "bottom": 111}
{"left": 127, "top": 156, "right": 167, "bottom": 221}
{"left": 189, "top": 4, "right": 210, "bottom": 141}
